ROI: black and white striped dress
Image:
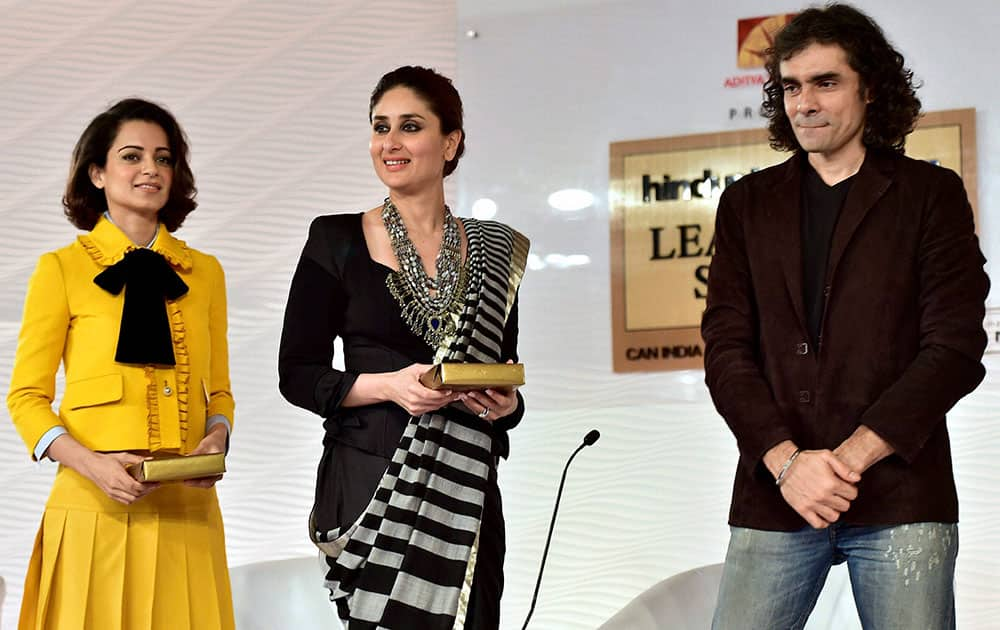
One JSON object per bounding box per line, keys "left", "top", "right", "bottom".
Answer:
{"left": 286, "top": 215, "right": 528, "bottom": 629}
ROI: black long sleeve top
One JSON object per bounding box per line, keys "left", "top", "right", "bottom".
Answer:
{"left": 278, "top": 213, "right": 524, "bottom": 460}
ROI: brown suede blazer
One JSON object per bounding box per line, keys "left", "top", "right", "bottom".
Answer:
{"left": 702, "top": 149, "right": 989, "bottom": 531}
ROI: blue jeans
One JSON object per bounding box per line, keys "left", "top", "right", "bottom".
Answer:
{"left": 712, "top": 522, "right": 957, "bottom": 630}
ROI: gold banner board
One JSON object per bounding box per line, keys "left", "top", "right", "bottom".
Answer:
{"left": 609, "top": 109, "right": 977, "bottom": 372}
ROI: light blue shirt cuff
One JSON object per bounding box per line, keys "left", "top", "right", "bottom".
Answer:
{"left": 206, "top": 414, "right": 232, "bottom": 453}
{"left": 34, "top": 426, "right": 69, "bottom": 461}
{"left": 34, "top": 417, "right": 231, "bottom": 461}
{"left": 206, "top": 414, "right": 231, "bottom": 434}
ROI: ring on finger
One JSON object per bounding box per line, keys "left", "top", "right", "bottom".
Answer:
{"left": 478, "top": 406, "right": 490, "bottom": 418}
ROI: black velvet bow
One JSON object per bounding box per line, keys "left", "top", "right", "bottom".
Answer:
{"left": 94, "top": 248, "right": 189, "bottom": 365}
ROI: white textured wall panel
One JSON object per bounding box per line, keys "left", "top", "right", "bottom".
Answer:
{"left": 0, "top": 1, "right": 455, "bottom": 627}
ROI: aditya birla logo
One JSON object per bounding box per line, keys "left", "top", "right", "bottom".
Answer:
{"left": 737, "top": 14, "right": 796, "bottom": 69}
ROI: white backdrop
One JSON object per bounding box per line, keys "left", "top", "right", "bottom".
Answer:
{"left": 1, "top": 1, "right": 998, "bottom": 629}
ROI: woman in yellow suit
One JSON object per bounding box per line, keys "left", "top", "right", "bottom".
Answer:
{"left": 7, "top": 98, "right": 235, "bottom": 630}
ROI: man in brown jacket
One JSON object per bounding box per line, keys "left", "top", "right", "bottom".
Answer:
{"left": 702, "top": 5, "right": 988, "bottom": 629}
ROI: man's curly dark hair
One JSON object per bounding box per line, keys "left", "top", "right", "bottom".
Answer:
{"left": 761, "top": 3, "right": 921, "bottom": 153}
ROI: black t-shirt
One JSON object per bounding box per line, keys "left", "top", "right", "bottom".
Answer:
{"left": 801, "top": 164, "right": 854, "bottom": 345}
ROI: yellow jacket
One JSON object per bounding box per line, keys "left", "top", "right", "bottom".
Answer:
{"left": 7, "top": 217, "right": 234, "bottom": 458}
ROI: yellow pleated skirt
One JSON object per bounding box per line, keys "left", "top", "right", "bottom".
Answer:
{"left": 19, "top": 465, "right": 235, "bottom": 630}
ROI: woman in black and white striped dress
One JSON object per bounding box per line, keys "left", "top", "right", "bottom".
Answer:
{"left": 279, "top": 65, "right": 528, "bottom": 629}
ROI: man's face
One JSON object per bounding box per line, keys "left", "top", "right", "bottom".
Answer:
{"left": 780, "top": 42, "right": 868, "bottom": 161}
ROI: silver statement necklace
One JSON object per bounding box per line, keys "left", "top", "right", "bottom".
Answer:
{"left": 382, "top": 197, "right": 467, "bottom": 348}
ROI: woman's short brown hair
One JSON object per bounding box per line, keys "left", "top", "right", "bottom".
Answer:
{"left": 63, "top": 98, "right": 197, "bottom": 232}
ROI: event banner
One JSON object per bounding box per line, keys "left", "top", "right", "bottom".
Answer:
{"left": 609, "top": 109, "right": 977, "bottom": 372}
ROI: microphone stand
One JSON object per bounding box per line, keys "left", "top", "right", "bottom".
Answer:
{"left": 521, "top": 430, "right": 599, "bottom": 630}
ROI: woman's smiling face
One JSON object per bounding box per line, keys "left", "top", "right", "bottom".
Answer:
{"left": 89, "top": 119, "right": 174, "bottom": 219}
{"left": 369, "top": 86, "right": 461, "bottom": 194}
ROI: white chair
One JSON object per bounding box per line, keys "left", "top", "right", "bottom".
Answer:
{"left": 598, "top": 563, "right": 861, "bottom": 629}
{"left": 1, "top": 575, "right": 5, "bottom": 627}
{"left": 229, "top": 556, "right": 342, "bottom": 630}
{"left": 598, "top": 564, "right": 723, "bottom": 629}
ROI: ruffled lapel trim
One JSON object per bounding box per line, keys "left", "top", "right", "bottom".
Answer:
{"left": 78, "top": 216, "right": 193, "bottom": 271}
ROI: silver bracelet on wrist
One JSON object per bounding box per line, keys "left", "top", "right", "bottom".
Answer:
{"left": 775, "top": 448, "right": 802, "bottom": 486}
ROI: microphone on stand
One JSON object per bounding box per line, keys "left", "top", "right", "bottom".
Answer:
{"left": 521, "top": 429, "right": 601, "bottom": 630}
